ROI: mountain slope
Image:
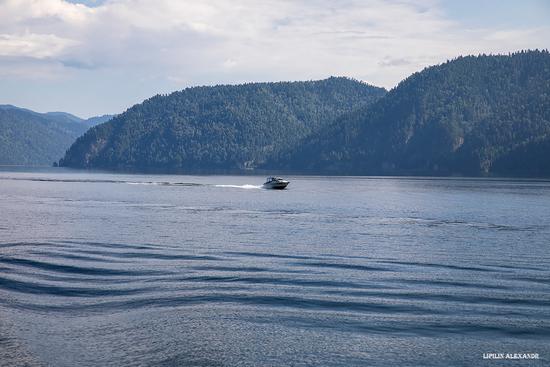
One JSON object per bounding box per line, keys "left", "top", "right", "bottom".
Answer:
{"left": 0, "top": 105, "right": 111, "bottom": 166}
{"left": 271, "top": 50, "right": 550, "bottom": 176}
{"left": 59, "top": 77, "right": 386, "bottom": 169}
{"left": 83, "top": 114, "right": 114, "bottom": 128}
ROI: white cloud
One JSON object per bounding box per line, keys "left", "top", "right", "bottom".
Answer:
{"left": 0, "top": 0, "right": 93, "bottom": 25}
{"left": 0, "top": 33, "right": 77, "bottom": 58}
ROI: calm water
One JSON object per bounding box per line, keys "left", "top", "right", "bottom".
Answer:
{"left": 1, "top": 168, "right": 549, "bottom": 366}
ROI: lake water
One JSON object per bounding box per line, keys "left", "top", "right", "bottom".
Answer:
{"left": 1, "top": 168, "right": 549, "bottom": 366}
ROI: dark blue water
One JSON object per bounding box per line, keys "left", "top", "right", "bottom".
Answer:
{"left": 1, "top": 169, "right": 549, "bottom": 366}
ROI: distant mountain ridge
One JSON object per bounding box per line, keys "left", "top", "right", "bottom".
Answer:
{"left": 0, "top": 105, "right": 113, "bottom": 166}
{"left": 83, "top": 114, "right": 115, "bottom": 128}
{"left": 59, "top": 77, "right": 386, "bottom": 169}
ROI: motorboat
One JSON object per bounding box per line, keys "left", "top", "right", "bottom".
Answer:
{"left": 263, "top": 176, "right": 289, "bottom": 190}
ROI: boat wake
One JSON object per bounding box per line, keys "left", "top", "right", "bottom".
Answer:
{"left": 214, "top": 184, "right": 262, "bottom": 189}
{"left": 2, "top": 176, "right": 266, "bottom": 190}
{"left": 0, "top": 177, "right": 202, "bottom": 187}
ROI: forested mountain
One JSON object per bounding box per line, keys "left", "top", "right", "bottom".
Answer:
{"left": 0, "top": 105, "right": 112, "bottom": 166}
{"left": 59, "top": 51, "right": 550, "bottom": 176}
{"left": 270, "top": 50, "right": 550, "bottom": 176}
{"left": 59, "top": 78, "right": 386, "bottom": 169}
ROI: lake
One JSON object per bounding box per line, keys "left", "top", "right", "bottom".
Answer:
{"left": 1, "top": 168, "right": 549, "bottom": 366}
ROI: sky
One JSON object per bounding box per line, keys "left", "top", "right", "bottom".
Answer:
{"left": 0, "top": 0, "right": 549, "bottom": 118}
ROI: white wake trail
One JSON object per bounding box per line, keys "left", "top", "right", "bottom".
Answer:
{"left": 214, "top": 184, "right": 262, "bottom": 189}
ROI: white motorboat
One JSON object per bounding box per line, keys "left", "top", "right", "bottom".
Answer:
{"left": 262, "top": 176, "right": 289, "bottom": 190}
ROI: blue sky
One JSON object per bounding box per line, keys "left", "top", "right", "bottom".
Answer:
{"left": 1, "top": 0, "right": 549, "bottom": 118}
{"left": 441, "top": 0, "right": 549, "bottom": 28}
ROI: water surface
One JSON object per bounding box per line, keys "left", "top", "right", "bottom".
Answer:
{"left": 1, "top": 169, "right": 549, "bottom": 366}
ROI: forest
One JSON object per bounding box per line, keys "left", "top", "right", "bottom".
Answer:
{"left": 270, "top": 50, "right": 550, "bottom": 176}
{"left": 59, "top": 77, "right": 385, "bottom": 170}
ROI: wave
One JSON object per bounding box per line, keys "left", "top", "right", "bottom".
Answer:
{"left": 0, "top": 276, "right": 151, "bottom": 298}
{"left": 1, "top": 240, "right": 549, "bottom": 345}
{"left": 1, "top": 292, "right": 438, "bottom": 316}
{"left": 0, "top": 257, "right": 167, "bottom": 277}
{"left": 246, "top": 314, "right": 550, "bottom": 338}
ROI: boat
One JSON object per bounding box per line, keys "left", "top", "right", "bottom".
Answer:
{"left": 262, "top": 176, "right": 289, "bottom": 190}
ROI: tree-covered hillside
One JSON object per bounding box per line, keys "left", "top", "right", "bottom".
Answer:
{"left": 271, "top": 50, "right": 550, "bottom": 176}
{"left": 58, "top": 51, "right": 550, "bottom": 176}
{"left": 59, "top": 77, "right": 386, "bottom": 169}
{"left": 0, "top": 105, "right": 113, "bottom": 166}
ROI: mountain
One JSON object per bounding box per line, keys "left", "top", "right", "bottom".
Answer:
{"left": 44, "top": 111, "right": 84, "bottom": 125}
{"left": 83, "top": 114, "right": 114, "bottom": 128}
{"left": 0, "top": 105, "right": 112, "bottom": 166}
{"left": 59, "top": 51, "right": 550, "bottom": 176}
{"left": 43, "top": 111, "right": 114, "bottom": 128}
{"left": 270, "top": 50, "right": 550, "bottom": 176}
{"left": 59, "top": 77, "right": 386, "bottom": 170}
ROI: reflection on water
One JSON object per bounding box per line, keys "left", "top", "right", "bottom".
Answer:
{"left": 1, "top": 170, "right": 549, "bottom": 366}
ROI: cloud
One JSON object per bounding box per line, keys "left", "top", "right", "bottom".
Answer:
{"left": 0, "top": 0, "right": 548, "bottom": 116}
{"left": 0, "top": 32, "right": 77, "bottom": 59}
{"left": 0, "top": 0, "right": 93, "bottom": 25}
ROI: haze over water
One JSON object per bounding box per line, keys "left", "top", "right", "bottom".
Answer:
{"left": 1, "top": 169, "right": 549, "bottom": 366}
